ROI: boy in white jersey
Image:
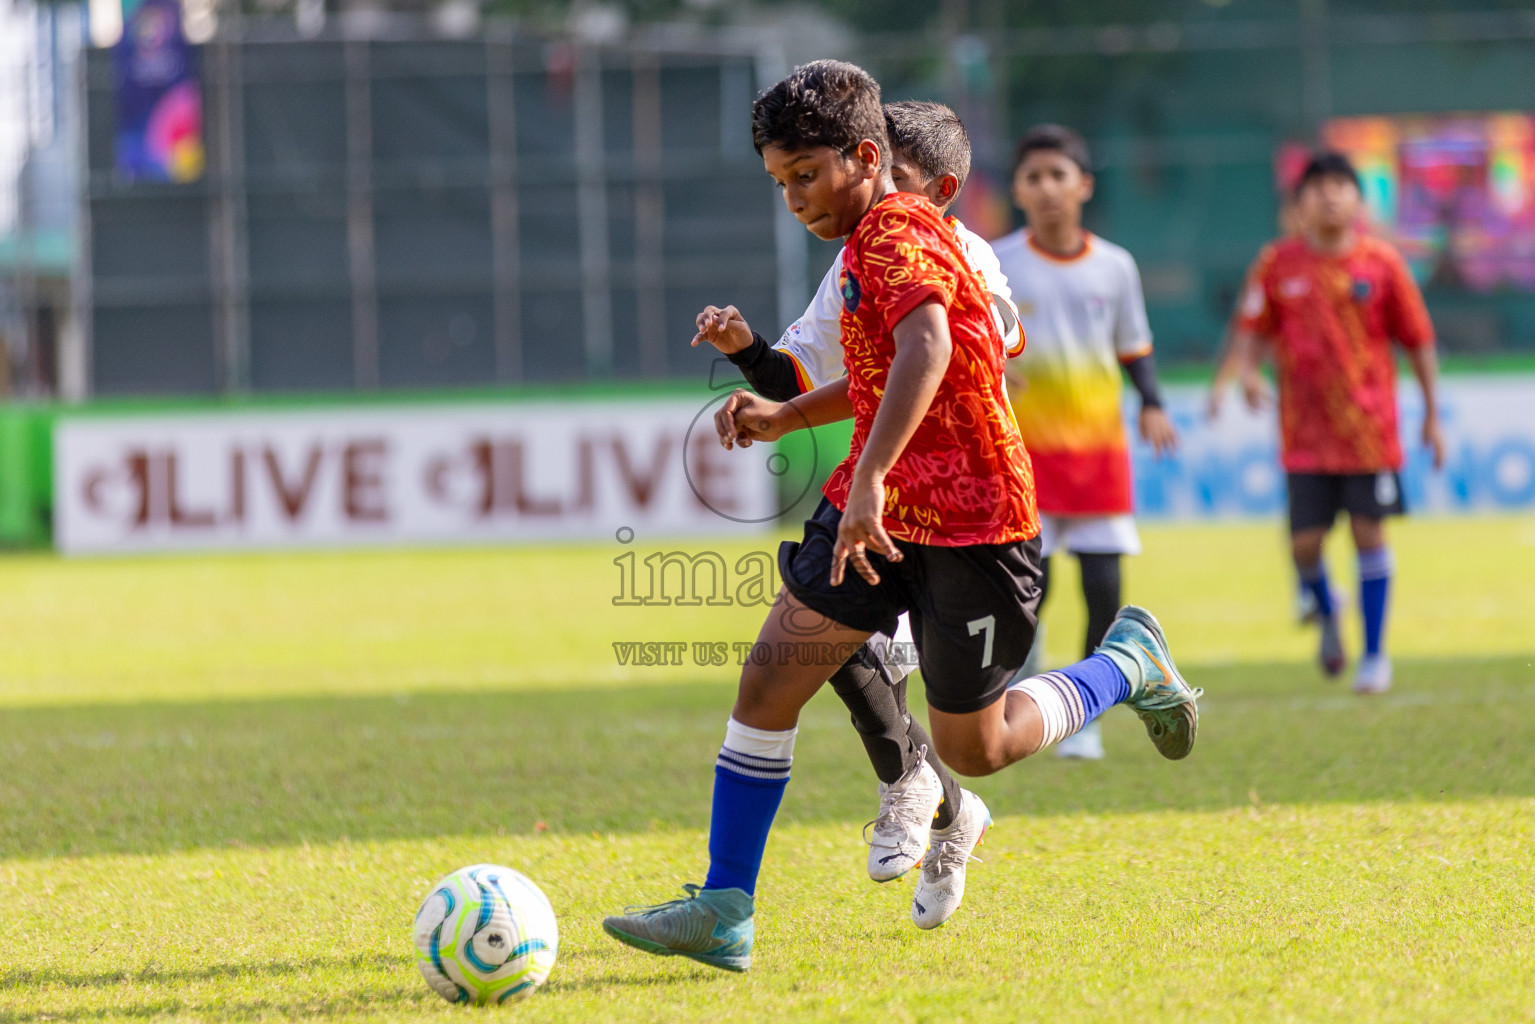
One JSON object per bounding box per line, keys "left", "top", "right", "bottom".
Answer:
{"left": 689, "top": 100, "right": 1017, "bottom": 929}
{"left": 992, "top": 124, "right": 1178, "bottom": 759}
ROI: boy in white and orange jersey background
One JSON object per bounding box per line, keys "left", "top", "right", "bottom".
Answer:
{"left": 992, "top": 124, "right": 1178, "bottom": 760}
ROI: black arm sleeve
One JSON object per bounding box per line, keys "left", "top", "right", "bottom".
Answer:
{"left": 1122, "top": 352, "right": 1165, "bottom": 410}
{"left": 726, "top": 332, "right": 806, "bottom": 402}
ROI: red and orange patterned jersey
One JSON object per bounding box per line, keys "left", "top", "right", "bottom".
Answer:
{"left": 822, "top": 192, "right": 1039, "bottom": 546}
{"left": 1236, "top": 234, "right": 1434, "bottom": 474}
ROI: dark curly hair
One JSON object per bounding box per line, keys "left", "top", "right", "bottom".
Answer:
{"left": 751, "top": 60, "right": 888, "bottom": 166}
{"left": 884, "top": 100, "right": 970, "bottom": 194}
{"left": 1294, "top": 150, "right": 1360, "bottom": 199}
{"left": 1010, "top": 123, "right": 1092, "bottom": 177}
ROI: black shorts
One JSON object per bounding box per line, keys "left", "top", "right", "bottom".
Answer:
{"left": 778, "top": 498, "right": 1043, "bottom": 715}
{"left": 1287, "top": 471, "right": 1407, "bottom": 533}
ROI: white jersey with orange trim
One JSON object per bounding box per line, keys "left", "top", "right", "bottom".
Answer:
{"left": 989, "top": 229, "right": 1152, "bottom": 517}
{"left": 772, "top": 217, "right": 1023, "bottom": 392}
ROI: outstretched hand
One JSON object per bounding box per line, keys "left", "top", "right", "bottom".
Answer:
{"left": 692, "top": 305, "right": 754, "bottom": 354}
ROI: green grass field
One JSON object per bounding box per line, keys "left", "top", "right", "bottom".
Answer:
{"left": 1, "top": 517, "right": 1532, "bottom": 1023}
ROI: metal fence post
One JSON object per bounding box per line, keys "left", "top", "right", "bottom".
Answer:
{"left": 574, "top": 45, "right": 613, "bottom": 378}
{"left": 345, "top": 36, "right": 379, "bottom": 390}
{"left": 632, "top": 51, "right": 665, "bottom": 378}
{"left": 207, "top": 31, "right": 250, "bottom": 393}
{"left": 487, "top": 37, "right": 522, "bottom": 382}
{"left": 1300, "top": 0, "right": 1333, "bottom": 133}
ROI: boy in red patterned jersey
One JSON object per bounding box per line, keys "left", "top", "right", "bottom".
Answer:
{"left": 1212, "top": 151, "right": 1444, "bottom": 695}
{"left": 602, "top": 60, "right": 1200, "bottom": 970}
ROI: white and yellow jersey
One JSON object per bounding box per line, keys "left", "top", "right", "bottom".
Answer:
{"left": 772, "top": 217, "right": 1024, "bottom": 392}
{"left": 988, "top": 230, "right": 1152, "bottom": 516}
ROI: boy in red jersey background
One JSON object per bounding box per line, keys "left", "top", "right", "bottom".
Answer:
{"left": 602, "top": 60, "right": 1200, "bottom": 970}
{"left": 1212, "top": 151, "right": 1444, "bottom": 694}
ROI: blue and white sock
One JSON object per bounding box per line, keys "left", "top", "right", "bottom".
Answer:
{"left": 1357, "top": 546, "right": 1393, "bottom": 658}
{"left": 1007, "top": 653, "right": 1130, "bottom": 749}
{"left": 1297, "top": 559, "right": 1336, "bottom": 620}
{"left": 703, "top": 718, "right": 796, "bottom": 896}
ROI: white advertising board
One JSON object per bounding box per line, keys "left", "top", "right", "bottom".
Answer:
{"left": 54, "top": 398, "right": 779, "bottom": 554}
{"left": 1133, "top": 376, "right": 1535, "bottom": 518}
{"left": 52, "top": 375, "right": 1535, "bottom": 554}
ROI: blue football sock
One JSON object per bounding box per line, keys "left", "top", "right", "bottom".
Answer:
{"left": 1055, "top": 652, "right": 1131, "bottom": 723}
{"left": 1357, "top": 546, "right": 1393, "bottom": 657}
{"left": 1007, "top": 653, "right": 1129, "bottom": 749}
{"left": 1297, "top": 559, "right": 1335, "bottom": 620}
{"left": 703, "top": 719, "right": 795, "bottom": 896}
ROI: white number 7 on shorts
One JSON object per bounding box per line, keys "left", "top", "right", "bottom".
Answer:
{"left": 967, "top": 614, "right": 995, "bottom": 668}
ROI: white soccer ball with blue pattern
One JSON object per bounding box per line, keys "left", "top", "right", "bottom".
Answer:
{"left": 413, "top": 864, "right": 559, "bottom": 1004}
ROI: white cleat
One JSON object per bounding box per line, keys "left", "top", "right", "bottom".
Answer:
{"left": 1353, "top": 654, "right": 1392, "bottom": 695}
{"left": 865, "top": 753, "right": 943, "bottom": 882}
{"left": 1054, "top": 719, "right": 1105, "bottom": 760}
{"left": 912, "top": 790, "right": 990, "bottom": 930}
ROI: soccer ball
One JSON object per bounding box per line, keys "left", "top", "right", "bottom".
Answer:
{"left": 413, "top": 864, "right": 559, "bottom": 1004}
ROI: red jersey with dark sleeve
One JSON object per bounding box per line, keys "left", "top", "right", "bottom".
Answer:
{"left": 1235, "top": 234, "right": 1434, "bottom": 473}
{"left": 822, "top": 192, "right": 1039, "bottom": 546}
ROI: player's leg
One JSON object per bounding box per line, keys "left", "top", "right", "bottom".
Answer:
{"left": 1055, "top": 514, "right": 1141, "bottom": 760}
{"left": 1078, "top": 553, "right": 1122, "bottom": 656}
{"left": 1052, "top": 551, "right": 1120, "bottom": 761}
{"left": 914, "top": 614, "right": 1199, "bottom": 928}
{"left": 906, "top": 541, "right": 1200, "bottom": 927}
{"left": 604, "top": 498, "right": 898, "bottom": 970}
{"left": 917, "top": 532, "right": 1199, "bottom": 772}
{"left": 1289, "top": 473, "right": 1346, "bottom": 676}
{"left": 826, "top": 634, "right": 961, "bottom": 882}
{"left": 603, "top": 587, "right": 871, "bottom": 970}
{"left": 1346, "top": 470, "right": 1404, "bottom": 694}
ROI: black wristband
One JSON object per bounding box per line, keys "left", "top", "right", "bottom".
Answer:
{"left": 1123, "top": 352, "right": 1165, "bottom": 410}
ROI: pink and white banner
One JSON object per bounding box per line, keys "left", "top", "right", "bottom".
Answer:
{"left": 54, "top": 399, "right": 779, "bottom": 554}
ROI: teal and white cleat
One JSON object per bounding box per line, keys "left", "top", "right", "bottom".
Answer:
{"left": 602, "top": 884, "right": 754, "bottom": 972}
{"left": 1096, "top": 606, "right": 1202, "bottom": 761}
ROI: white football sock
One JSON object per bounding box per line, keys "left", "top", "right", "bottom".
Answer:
{"left": 715, "top": 717, "right": 797, "bottom": 782}
{"left": 1007, "top": 671, "right": 1088, "bottom": 750}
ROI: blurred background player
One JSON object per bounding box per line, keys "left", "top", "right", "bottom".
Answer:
{"left": 1210, "top": 170, "right": 1339, "bottom": 628}
{"left": 687, "top": 99, "right": 1020, "bottom": 905}
{"left": 991, "top": 124, "right": 1178, "bottom": 759}
{"left": 1211, "top": 151, "right": 1444, "bottom": 694}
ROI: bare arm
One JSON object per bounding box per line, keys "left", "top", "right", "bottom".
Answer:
{"left": 832, "top": 299, "right": 952, "bottom": 586}
{"left": 713, "top": 377, "right": 851, "bottom": 450}
{"left": 1404, "top": 343, "right": 1445, "bottom": 470}
{"left": 1208, "top": 327, "right": 1272, "bottom": 417}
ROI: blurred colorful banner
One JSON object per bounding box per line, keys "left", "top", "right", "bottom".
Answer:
{"left": 111, "top": 0, "right": 203, "bottom": 183}
{"left": 1322, "top": 113, "right": 1535, "bottom": 293}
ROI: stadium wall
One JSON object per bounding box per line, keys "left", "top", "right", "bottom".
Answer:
{"left": 1, "top": 371, "right": 1531, "bottom": 554}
